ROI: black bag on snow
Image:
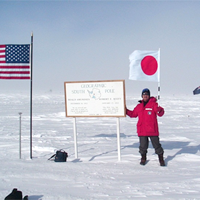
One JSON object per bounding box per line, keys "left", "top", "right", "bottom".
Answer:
{"left": 4, "top": 188, "right": 22, "bottom": 200}
{"left": 4, "top": 188, "right": 28, "bottom": 200}
{"left": 48, "top": 149, "right": 68, "bottom": 162}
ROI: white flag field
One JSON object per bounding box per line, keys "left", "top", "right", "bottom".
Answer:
{"left": 129, "top": 50, "right": 160, "bottom": 82}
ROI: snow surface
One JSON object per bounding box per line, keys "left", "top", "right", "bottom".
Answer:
{"left": 0, "top": 92, "right": 200, "bottom": 200}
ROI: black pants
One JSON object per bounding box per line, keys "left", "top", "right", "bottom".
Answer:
{"left": 139, "top": 136, "right": 164, "bottom": 155}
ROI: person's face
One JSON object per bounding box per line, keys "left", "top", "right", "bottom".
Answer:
{"left": 142, "top": 93, "right": 150, "bottom": 102}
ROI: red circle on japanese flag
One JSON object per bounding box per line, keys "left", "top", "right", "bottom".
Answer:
{"left": 141, "top": 56, "right": 158, "bottom": 75}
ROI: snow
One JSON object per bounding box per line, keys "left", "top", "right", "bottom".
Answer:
{"left": 1, "top": 92, "right": 200, "bottom": 199}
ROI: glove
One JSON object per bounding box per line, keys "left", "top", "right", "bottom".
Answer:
{"left": 157, "top": 106, "right": 162, "bottom": 113}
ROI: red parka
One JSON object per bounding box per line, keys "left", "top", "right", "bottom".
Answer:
{"left": 126, "top": 97, "right": 164, "bottom": 137}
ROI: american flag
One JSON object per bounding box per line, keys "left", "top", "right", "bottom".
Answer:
{"left": 0, "top": 44, "right": 30, "bottom": 79}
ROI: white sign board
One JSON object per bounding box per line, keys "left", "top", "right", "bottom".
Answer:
{"left": 64, "top": 80, "right": 126, "bottom": 117}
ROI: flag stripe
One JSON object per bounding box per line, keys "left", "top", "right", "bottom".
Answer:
{"left": 0, "top": 66, "right": 30, "bottom": 69}
{"left": 0, "top": 44, "right": 30, "bottom": 79}
{"left": 0, "top": 73, "right": 30, "bottom": 77}
{"left": 0, "top": 71, "right": 30, "bottom": 74}
{"left": 0, "top": 76, "right": 30, "bottom": 79}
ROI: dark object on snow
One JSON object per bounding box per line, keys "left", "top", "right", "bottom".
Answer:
{"left": 54, "top": 150, "right": 68, "bottom": 162}
{"left": 48, "top": 149, "right": 68, "bottom": 162}
{"left": 4, "top": 188, "right": 28, "bottom": 200}
{"left": 4, "top": 188, "right": 22, "bottom": 200}
{"left": 158, "top": 153, "right": 165, "bottom": 166}
{"left": 140, "top": 154, "right": 147, "bottom": 165}
{"left": 193, "top": 86, "right": 200, "bottom": 95}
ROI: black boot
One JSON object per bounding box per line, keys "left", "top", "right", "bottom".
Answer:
{"left": 158, "top": 153, "right": 165, "bottom": 166}
{"left": 140, "top": 154, "right": 146, "bottom": 165}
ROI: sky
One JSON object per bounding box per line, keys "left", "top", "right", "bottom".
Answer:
{"left": 0, "top": 1, "right": 200, "bottom": 97}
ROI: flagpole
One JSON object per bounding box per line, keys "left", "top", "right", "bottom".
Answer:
{"left": 157, "top": 48, "right": 161, "bottom": 105}
{"left": 30, "top": 32, "right": 33, "bottom": 159}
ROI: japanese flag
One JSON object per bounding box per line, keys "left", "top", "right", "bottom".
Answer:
{"left": 129, "top": 50, "right": 160, "bottom": 82}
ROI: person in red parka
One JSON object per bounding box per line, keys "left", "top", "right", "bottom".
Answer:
{"left": 126, "top": 88, "right": 165, "bottom": 166}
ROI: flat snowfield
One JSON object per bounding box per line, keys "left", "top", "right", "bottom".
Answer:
{"left": 0, "top": 92, "right": 200, "bottom": 199}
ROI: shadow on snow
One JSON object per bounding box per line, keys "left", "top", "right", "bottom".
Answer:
{"left": 88, "top": 133, "right": 200, "bottom": 164}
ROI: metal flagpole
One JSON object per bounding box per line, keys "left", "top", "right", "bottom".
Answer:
{"left": 30, "top": 32, "right": 33, "bottom": 159}
{"left": 19, "top": 112, "right": 22, "bottom": 159}
{"left": 157, "top": 48, "right": 161, "bottom": 105}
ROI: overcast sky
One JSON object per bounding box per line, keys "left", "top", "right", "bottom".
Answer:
{"left": 0, "top": 1, "right": 200, "bottom": 97}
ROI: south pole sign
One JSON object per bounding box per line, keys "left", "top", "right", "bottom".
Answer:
{"left": 64, "top": 80, "right": 126, "bottom": 161}
{"left": 64, "top": 80, "right": 126, "bottom": 117}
